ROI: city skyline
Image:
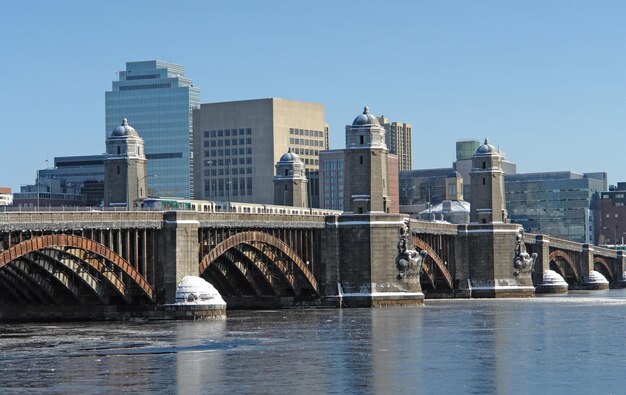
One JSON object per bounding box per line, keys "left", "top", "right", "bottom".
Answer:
{"left": 3, "top": 1, "right": 626, "bottom": 191}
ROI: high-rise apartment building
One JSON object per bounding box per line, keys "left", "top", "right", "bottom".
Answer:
{"left": 377, "top": 116, "right": 412, "bottom": 171}
{"left": 192, "top": 98, "right": 327, "bottom": 204}
{"left": 105, "top": 60, "right": 200, "bottom": 198}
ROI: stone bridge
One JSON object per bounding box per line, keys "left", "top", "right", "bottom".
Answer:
{"left": 1, "top": 211, "right": 624, "bottom": 317}
{"left": 0, "top": 210, "right": 325, "bottom": 311}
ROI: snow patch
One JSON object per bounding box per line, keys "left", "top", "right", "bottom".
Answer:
{"left": 175, "top": 276, "right": 226, "bottom": 307}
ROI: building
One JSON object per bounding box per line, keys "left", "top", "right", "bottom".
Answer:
{"left": 273, "top": 148, "right": 308, "bottom": 207}
{"left": 318, "top": 150, "right": 345, "bottom": 210}
{"left": 192, "top": 98, "right": 327, "bottom": 205}
{"left": 13, "top": 155, "right": 105, "bottom": 208}
{"left": 103, "top": 119, "right": 147, "bottom": 208}
{"left": 399, "top": 140, "right": 516, "bottom": 208}
{"left": 505, "top": 171, "right": 606, "bottom": 243}
{"left": 417, "top": 171, "right": 470, "bottom": 224}
{"left": 0, "top": 188, "right": 12, "bottom": 206}
{"left": 470, "top": 139, "right": 507, "bottom": 223}
{"left": 595, "top": 182, "right": 626, "bottom": 248}
{"left": 319, "top": 107, "right": 399, "bottom": 213}
{"left": 453, "top": 140, "right": 516, "bottom": 199}
{"left": 377, "top": 116, "right": 412, "bottom": 171}
{"left": 106, "top": 60, "right": 200, "bottom": 198}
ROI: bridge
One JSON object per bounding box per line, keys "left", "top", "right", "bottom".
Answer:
{"left": 1, "top": 210, "right": 624, "bottom": 319}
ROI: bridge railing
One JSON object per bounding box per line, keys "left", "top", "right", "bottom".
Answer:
{"left": 0, "top": 211, "right": 164, "bottom": 230}
{"left": 526, "top": 232, "right": 619, "bottom": 259}
{"left": 197, "top": 212, "right": 328, "bottom": 228}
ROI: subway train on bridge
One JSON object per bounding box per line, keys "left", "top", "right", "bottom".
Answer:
{"left": 141, "top": 197, "right": 341, "bottom": 216}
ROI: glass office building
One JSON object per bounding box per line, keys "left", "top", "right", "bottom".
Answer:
{"left": 106, "top": 61, "right": 200, "bottom": 198}
{"left": 505, "top": 171, "right": 607, "bottom": 243}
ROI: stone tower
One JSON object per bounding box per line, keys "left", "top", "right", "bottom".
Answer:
{"left": 343, "top": 106, "right": 389, "bottom": 214}
{"left": 273, "top": 148, "right": 308, "bottom": 207}
{"left": 445, "top": 170, "right": 464, "bottom": 201}
{"left": 455, "top": 138, "right": 535, "bottom": 298}
{"left": 469, "top": 139, "right": 507, "bottom": 224}
{"left": 104, "top": 118, "right": 147, "bottom": 208}
{"left": 320, "top": 107, "right": 424, "bottom": 307}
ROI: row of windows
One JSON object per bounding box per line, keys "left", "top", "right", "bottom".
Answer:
{"left": 203, "top": 138, "right": 252, "bottom": 147}
{"left": 289, "top": 128, "right": 324, "bottom": 137}
{"left": 291, "top": 147, "right": 318, "bottom": 156}
{"left": 289, "top": 138, "right": 324, "bottom": 147}
{"left": 203, "top": 128, "right": 252, "bottom": 138}
{"left": 205, "top": 157, "right": 252, "bottom": 166}
{"left": 204, "top": 148, "right": 253, "bottom": 157}
{"left": 119, "top": 83, "right": 172, "bottom": 91}
{"left": 304, "top": 158, "right": 319, "bottom": 165}
{"left": 323, "top": 160, "right": 343, "bottom": 170}
{"left": 204, "top": 177, "right": 253, "bottom": 197}
{"left": 204, "top": 167, "right": 253, "bottom": 176}
{"left": 126, "top": 74, "right": 160, "bottom": 81}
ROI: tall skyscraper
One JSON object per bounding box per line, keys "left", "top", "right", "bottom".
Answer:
{"left": 105, "top": 60, "right": 200, "bottom": 198}
{"left": 192, "top": 98, "right": 327, "bottom": 204}
{"left": 377, "top": 116, "right": 412, "bottom": 171}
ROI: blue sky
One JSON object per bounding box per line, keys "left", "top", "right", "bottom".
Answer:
{"left": 2, "top": 1, "right": 626, "bottom": 190}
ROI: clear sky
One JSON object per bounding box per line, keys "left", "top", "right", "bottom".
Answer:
{"left": 2, "top": 1, "right": 626, "bottom": 191}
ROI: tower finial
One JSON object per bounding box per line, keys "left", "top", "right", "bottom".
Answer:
{"left": 363, "top": 106, "right": 369, "bottom": 114}
{"left": 122, "top": 118, "right": 128, "bottom": 126}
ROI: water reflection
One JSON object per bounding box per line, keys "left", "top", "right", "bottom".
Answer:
{"left": 4, "top": 292, "right": 626, "bottom": 393}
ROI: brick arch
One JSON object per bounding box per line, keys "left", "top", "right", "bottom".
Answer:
{"left": 411, "top": 236, "right": 453, "bottom": 289}
{"left": 0, "top": 234, "right": 154, "bottom": 302}
{"left": 199, "top": 231, "right": 319, "bottom": 295}
{"left": 549, "top": 250, "right": 579, "bottom": 282}
{"left": 594, "top": 257, "right": 614, "bottom": 281}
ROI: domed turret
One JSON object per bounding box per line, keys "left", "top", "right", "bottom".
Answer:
{"left": 274, "top": 147, "right": 308, "bottom": 207}
{"left": 278, "top": 147, "right": 303, "bottom": 164}
{"left": 352, "top": 106, "right": 381, "bottom": 127}
{"left": 111, "top": 118, "right": 139, "bottom": 137}
{"left": 345, "top": 106, "right": 387, "bottom": 150}
{"left": 475, "top": 138, "right": 499, "bottom": 155}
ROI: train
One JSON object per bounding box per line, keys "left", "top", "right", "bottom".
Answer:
{"left": 141, "top": 197, "right": 341, "bottom": 216}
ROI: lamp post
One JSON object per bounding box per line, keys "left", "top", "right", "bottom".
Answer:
{"left": 36, "top": 169, "right": 40, "bottom": 211}
{"left": 226, "top": 161, "right": 232, "bottom": 212}
{"left": 136, "top": 174, "right": 155, "bottom": 209}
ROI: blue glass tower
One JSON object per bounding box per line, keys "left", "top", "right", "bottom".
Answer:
{"left": 105, "top": 61, "right": 200, "bottom": 198}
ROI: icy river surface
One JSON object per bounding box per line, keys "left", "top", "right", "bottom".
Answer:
{"left": 3, "top": 290, "right": 626, "bottom": 394}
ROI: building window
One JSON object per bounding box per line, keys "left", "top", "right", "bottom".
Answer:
{"left": 360, "top": 156, "right": 363, "bottom": 165}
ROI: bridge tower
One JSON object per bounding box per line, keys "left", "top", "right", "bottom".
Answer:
{"left": 273, "top": 148, "right": 308, "bottom": 207}
{"left": 457, "top": 139, "right": 535, "bottom": 297}
{"left": 321, "top": 107, "right": 423, "bottom": 306}
{"left": 343, "top": 106, "right": 390, "bottom": 214}
{"left": 104, "top": 118, "right": 147, "bottom": 208}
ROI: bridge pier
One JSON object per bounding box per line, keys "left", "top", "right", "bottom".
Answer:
{"left": 456, "top": 223, "right": 535, "bottom": 298}
{"left": 321, "top": 213, "right": 424, "bottom": 307}
{"left": 534, "top": 235, "right": 568, "bottom": 294}
{"left": 156, "top": 211, "right": 201, "bottom": 304}
{"left": 578, "top": 244, "right": 609, "bottom": 290}
{"left": 614, "top": 251, "right": 626, "bottom": 288}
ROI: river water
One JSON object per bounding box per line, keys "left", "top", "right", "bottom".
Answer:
{"left": 2, "top": 290, "right": 626, "bottom": 394}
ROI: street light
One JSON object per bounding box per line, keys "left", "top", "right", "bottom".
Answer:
{"left": 136, "top": 174, "right": 156, "bottom": 209}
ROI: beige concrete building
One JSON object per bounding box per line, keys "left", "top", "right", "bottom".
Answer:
{"left": 377, "top": 116, "right": 412, "bottom": 171}
{"left": 193, "top": 98, "right": 327, "bottom": 204}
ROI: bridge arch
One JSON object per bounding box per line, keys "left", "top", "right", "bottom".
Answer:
{"left": 199, "top": 231, "right": 319, "bottom": 296}
{"left": 593, "top": 257, "right": 614, "bottom": 281}
{"left": 549, "top": 250, "right": 579, "bottom": 282}
{"left": 0, "top": 234, "right": 154, "bottom": 303}
{"left": 411, "top": 236, "right": 453, "bottom": 289}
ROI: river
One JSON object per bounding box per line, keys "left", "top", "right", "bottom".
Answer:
{"left": 2, "top": 290, "right": 626, "bottom": 394}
